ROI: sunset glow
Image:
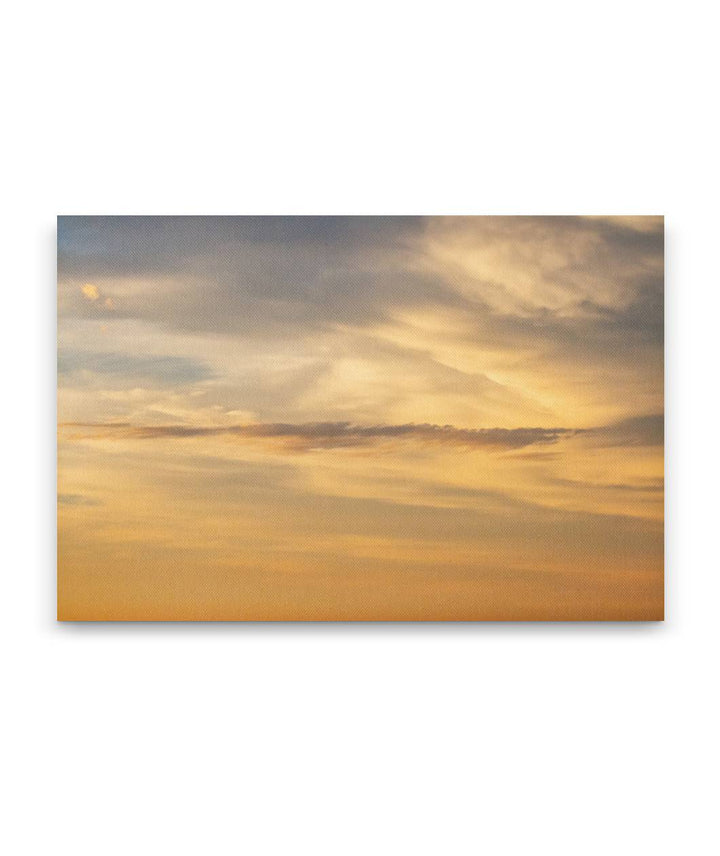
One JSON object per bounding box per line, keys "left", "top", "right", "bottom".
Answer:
{"left": 58, "top": 216, "right": 663, "bottom": 620}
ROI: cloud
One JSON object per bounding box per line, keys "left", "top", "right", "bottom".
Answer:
{"left": 57, "top": 217, "right": 664, "bottom": 621}
{"left": 61, "top": 412, "right": 664, "bottom": 453}
{"left": 423, "top": 215, "right": 663, "bottom": 316}
{"left": 550, "top": 476, "right": 664, "bottom": 493}
{"left": 58, "top": 493, "right": 101, "bottom": 506}
{"left": 57, "top": 217, "right": 664, "bottom": 415}
{"left": 58, "top": 216, "right": 427, "bottom": 273}
{"left": 58, "top": 350, "right": 214, "bottom": 386}
{"left": 588, "top": 414, "right": 664, "bottom": 447}
{"left": 57, "top": 217, "right": 664, "bottom": 456}
{"left": 60, "top": 420, "right": 578, "bottom": 452}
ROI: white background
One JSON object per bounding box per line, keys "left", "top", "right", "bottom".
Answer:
{"left": 2, "top": 2, "right": 718, "bottom": 854}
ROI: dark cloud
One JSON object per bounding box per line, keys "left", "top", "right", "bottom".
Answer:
{"left": 62, "top": 412, "right": 665, "bottom": 452}
{"left": 589, "top": 414, "right": 664, "bottom": 447}
{"left": 57, "top": 215, "right": 427, "bottom": 279}
{"left": 62, "top": 420, "right": 579, "bottom": 451}
{"left": 58, "top": 216, "right": 663, "bottom": 352}
{"left": 57, "top": 215, "right": 463, "bottom": 338}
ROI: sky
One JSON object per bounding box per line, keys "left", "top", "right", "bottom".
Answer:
{"left": 57, "top": 216, "right": 664, "bottom": 620}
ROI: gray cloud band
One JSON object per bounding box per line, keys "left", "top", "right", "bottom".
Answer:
{"left": 61, "top": 412, "right": 662, "bottom": 451}
{"left": 62, "top": 420, "right": 578, "bottom": 450}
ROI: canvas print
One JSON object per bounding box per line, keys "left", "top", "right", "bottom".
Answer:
{"left": 57, "top": 216, "right": 664, "bottom": 620}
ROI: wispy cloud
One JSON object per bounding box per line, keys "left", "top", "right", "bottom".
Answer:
{"left": 58, "top": 350, "right": 214, "bottom": 386}
{"left": 550, "top": 476, "right": 664, "bottom": 493}
{"left": 58, "top": 493, "right": 101, "bottom": 506}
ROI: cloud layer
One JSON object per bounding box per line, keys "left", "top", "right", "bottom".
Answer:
{"left": 62, "top": 420, "right": 581, "bottom": 451}
{"left": 57, "top": 216, "right": 664, "bottom": 620}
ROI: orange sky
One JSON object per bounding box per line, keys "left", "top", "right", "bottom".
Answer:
{"left": 57, "top": 216, "right": 663, "bottom": 620}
